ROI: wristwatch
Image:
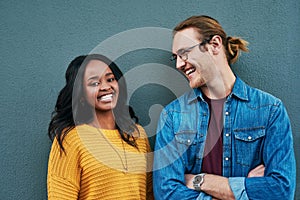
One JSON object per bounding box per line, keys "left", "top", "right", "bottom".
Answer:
{"left": 193, "top": 173, "right": 206, "bottom": 191}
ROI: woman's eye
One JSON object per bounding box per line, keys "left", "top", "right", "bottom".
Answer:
{"left": 107, "top": 78, "right": 116, "bottom": 82}
{"left": 90, "top": 82, "right": 100, "bottom": 86}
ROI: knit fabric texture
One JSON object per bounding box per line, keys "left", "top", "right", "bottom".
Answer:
{"left": 47, "top": 124, "right": 153, "bottom": 200}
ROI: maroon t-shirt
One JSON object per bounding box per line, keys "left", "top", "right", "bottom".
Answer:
{"left": 201, "top": 96, "right": 226, "bottom": 176}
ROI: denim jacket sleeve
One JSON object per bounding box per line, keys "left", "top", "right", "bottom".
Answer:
{"left": 229, "top": 177, "right": 249, "bottom": 199}
{"left": 241, "top": 101, "right": 296, "bottom": 199}
{"left": 153, "top": 108, "right": 212, "bottom": 200}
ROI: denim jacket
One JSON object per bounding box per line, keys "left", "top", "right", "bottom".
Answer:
{"left": 153, "top": 76, "right": 296, "bottom": 200}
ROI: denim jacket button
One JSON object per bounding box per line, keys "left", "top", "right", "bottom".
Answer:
{"left": 187, "top": 139, "right": 191, "bottom": 143}
{"left": 248, "top": 136, "right": 252, "bottom": 140}
{"left": 225, "top": 111, "right": 229, "bottom": 115}
{"left": 225, "top": 157, "right": 229, "bottom": 161}
{"left": 225, "top": 133, "right": 230, "bottom": 137}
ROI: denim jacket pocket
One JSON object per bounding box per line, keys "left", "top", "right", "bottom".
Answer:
{"left": 175, "top": 130, "right": 198, "bottom": 145}
{"left": 233, "top": 127, "right": 265, "bottom": 167}
{"left": 175, "top": 130, "right": 204, "bottom": 166}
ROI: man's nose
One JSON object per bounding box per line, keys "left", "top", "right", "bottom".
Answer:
{"left": 176, "top": 57, "right": 186, "bottom": 71}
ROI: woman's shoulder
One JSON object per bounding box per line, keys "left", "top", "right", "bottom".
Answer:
{"left": 134, "top": 124, "right": 152, "bottom": 150}
{"left": 53, "top": 125, "right": 89, "bottom": 151}
{"left": 61, "top": 126, "right": 81, "bottom": 143}
{"left": 136, "top": 123, "right": 145, "bottom": 133}
{"left": 134, "top": 124, "right": 149, "bottom": 139}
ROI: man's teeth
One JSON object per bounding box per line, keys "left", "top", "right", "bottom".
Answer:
{"left": 186, "top": 68, "right": 195, "bottom": 75}
{"left": 99, "top": 94, "right": 113, "bottom": 101}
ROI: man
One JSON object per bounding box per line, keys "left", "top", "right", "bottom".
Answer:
{"left": 153, "top": 15, "right": 296, "bottom": 199}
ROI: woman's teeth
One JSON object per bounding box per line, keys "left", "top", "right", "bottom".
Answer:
{"left": 99, "top": 94, "right": 113, "bottom": 101}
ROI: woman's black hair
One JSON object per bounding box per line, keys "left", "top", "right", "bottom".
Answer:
{"left": 48, "top": 54, "right": 139, "bottom": 151}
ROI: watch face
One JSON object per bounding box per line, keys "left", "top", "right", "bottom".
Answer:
{"left": 194, "top": 175, "right": 202, "bottom": 183}
{"left": 193, "top": 174, "right": 205, "bottom": 191}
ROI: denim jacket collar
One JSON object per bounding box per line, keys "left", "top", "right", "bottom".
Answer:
{"left": 187, "top": 76, "right": 249, "bottom": 104}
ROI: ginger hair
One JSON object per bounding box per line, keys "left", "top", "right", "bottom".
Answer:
{"left": 173, "top": 15, "right": 249, "bottom": 64}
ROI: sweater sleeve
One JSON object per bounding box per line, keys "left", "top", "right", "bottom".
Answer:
{"left": 47, "top": 131, "right": 82, "bottom": 200}
{"left": 137, "top": 125, "right": 154, "bottom": 200}
{"left": 146, "top": 137, "right": 154, "bottom": 200}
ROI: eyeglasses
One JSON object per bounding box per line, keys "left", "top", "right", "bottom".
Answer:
{"left": 170, "top": 38, "right": 211, "bottom": 61}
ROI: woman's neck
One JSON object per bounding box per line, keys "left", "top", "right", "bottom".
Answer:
{"left": 89, "top": 111, "right": 116, "bottom": 130}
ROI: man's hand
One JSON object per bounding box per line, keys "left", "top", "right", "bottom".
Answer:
{"left": 185, "top": 174, "right": 235, "bottom": 200}
{"left": 184, "top": 164, "right": 264, "bottom": 199}
{"left": 185, "top": 164, "right": 265, "bottom": 189}
{"left": 247, "top": 164, "right": 265, "bottom": 178}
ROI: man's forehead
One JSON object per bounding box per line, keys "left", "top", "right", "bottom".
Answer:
{"left": 172, "top": 28, "right": 200, "bottom": 51}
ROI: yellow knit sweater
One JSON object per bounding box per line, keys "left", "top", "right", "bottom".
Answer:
{"left": 47, "top": 124, "right": 153, "bottom": 200}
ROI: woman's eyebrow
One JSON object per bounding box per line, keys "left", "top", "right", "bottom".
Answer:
{"left": 87, "top": 72, "right": 114, "bottom": 81}
{"left": 87, "top": 75, "right": 99, "bottom": 81}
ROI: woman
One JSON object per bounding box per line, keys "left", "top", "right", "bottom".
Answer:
{"left": 47, "top": 54, "right": 153, "bottom": 200}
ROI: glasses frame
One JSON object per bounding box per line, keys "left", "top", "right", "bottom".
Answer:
{"left": 170, "top": 37, "right": 212, "bottom": 62}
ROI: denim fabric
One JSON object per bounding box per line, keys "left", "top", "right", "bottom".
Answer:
{"left": 153, "top": 76, "right": 296, "bottom": 200}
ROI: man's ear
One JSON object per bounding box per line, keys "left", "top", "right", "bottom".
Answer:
{"left": 210, "top": 35, "right": 223, "bottom": 54}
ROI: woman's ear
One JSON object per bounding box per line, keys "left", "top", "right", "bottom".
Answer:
{"left": 210, "top": 35, "right": 223, "bottom": 54}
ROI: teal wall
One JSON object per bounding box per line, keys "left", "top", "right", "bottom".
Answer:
{"left": 1, "top": 0, "right": 299, "bottom": 199}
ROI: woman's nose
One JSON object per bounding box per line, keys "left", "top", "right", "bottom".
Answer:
{"left": 99, "top": 82, "right": 111, "bottom": 91}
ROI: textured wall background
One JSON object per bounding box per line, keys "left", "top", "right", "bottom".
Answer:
{"left": 1, "top": 0, "right": 299, "bottom": 199}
